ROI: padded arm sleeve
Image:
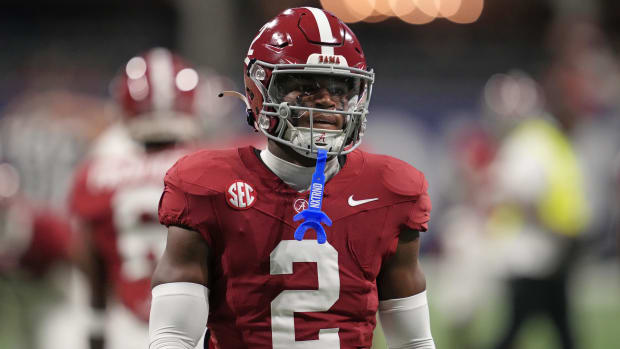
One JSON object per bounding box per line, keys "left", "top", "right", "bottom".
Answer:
{"left": 378, "top": 291, "right": 435, "bottom": 349}
{"left": 149, "top": 282, "right": 209, "bottom": 349}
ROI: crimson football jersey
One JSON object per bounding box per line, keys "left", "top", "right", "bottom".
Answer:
{"left": 21, "top": 209, "right": 74, "bottom": 274}
{"left": 70, "top": 147, "right": 190, "bottom": 322}
{"left": 158, "top": 146, "right": 431, "bottom": 349}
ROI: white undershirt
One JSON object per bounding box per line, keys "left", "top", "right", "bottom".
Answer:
{"left": 260, "top": 148, "right": 340, "bottom": 192}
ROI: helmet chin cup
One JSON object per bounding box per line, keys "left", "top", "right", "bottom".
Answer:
{"left": 284, "top": 124, "right": 346, "bottom": 159}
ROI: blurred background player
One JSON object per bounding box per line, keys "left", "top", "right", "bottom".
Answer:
{"left": 485, "top": 17, "right": 620, "bottom": 349}
{"left": 0, "top": 91, "right": 110, "bottom": 349}
{"left": 0, "top": 160, "right": 82, "bottom": 349}
{"left": 69, "top": 47, "right": 210, "bottom": 349}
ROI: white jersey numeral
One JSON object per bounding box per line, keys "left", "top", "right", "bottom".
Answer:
{"left": 269, "top": 240, "right": 341, "bottom": 348}
{"left": 112, "top": 185, "right": 166, "bottom": 281}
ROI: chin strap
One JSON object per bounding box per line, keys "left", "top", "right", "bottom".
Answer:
{"left": 293, "top": 149, "right": 332, "bottom": 244}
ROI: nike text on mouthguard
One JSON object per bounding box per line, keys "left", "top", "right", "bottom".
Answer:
{"left": 293, "top": 149, "right": 332, "bottom": 244}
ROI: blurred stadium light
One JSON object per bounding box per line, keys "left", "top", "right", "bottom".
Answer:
{"left": 320, "top": 0, "right": 484, "bottom": 24}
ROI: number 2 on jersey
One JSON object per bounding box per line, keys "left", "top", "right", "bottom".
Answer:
{"left": 270, "top": 240, "right": 341, "bottom": 348}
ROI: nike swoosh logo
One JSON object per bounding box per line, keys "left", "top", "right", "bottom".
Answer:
{"left": 348, "top": 195, "right": 379, "bottom": 207}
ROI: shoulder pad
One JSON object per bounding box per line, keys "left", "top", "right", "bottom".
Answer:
{"left": 165, "top": 148, "right": 242, "bottom": 195}
{"left": 364, "top": 153, "right": 427, "bottom": 197}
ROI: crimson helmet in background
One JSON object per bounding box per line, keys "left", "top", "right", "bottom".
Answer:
{"left": 112, "top": 47, "right": 204, "bottom": 143}
{"left": 242, "top": 7, "right": 375, "bottom": 157}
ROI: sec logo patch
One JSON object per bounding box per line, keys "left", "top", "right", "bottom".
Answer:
{"left": 226, "top": 180, "right": 256, "bottom": 210}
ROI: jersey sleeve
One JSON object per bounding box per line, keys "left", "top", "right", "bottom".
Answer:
{"left": 158, "top": 161, "right": 214, "bottom": 248}
{"left": 378, "top": 154, "right": 432, "bottom": 233}
{"left": 404, "top": 175, "right": 431, "bottom": 232}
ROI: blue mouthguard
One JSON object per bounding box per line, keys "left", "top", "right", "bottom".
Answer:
{"left": 293, "top": 149, "right": 332, "bottom": 244}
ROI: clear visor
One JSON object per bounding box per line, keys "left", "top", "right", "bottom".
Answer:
{"left": 268, "top": 73, "right": 364, "bottom": 118}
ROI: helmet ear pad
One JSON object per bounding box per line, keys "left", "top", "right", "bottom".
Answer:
{"left": 243, "top": 73, "right": 263, "bottom": 127}
{"left": 244, "top": 65, "right": 278, "bottom": 133}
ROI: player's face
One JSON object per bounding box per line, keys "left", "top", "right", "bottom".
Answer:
{"left": 270, "top": 73, "right": 362, "bottom": 130}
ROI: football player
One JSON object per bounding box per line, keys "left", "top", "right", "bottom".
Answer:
{"left": 69, "top": 48, "right": 207, "bottom": 349}
{"left": 150, "top": 7, "right": 435, "bottom": 349}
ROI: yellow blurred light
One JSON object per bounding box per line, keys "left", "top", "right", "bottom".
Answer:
{"left": 398, "top": 6, "right": 436, "bottom": 25}
{"left": 363, "top": 11, "right": 390, "bottom": 23}
{"left": 374, "top": 0, "right": 396, "bottom": 16}
{"left": 389, "top": 0, "right": 417, "bottom": 17}
{"left": 448, "top": 0, "right": 484, "bottom": 24}
{"left": 344, "top": 0, "right": 376, "bottom": 20}
{"left": 320, "top": 0, "right": 366, "bottom": 23}
{"left": 438, "top": 0, "right": 462, "bottom": 18}
{"left": 415, "top": 0, "right": 439, "bottom": 17}
{"left": 324, "top": 0, "right": 471, "bottom": 26}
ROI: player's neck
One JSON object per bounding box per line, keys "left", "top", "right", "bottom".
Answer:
{"left": 261, "top": 143, "right": 340, "bottom": 192}
{"left": 267, "top": 140, "right": 318, "bottom": 167}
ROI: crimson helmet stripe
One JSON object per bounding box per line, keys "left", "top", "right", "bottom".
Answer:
{"left": 304, "top": 7, "right": 335, "bottom": 56}
{"left": 147, "top": 48, "right": 175, "bottom": 113}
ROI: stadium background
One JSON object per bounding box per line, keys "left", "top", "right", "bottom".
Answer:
{"left": 1, "top": 0, "right": 620, "bottom": 348}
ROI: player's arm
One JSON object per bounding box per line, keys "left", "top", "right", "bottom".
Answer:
{"left": 149, "top": 225, "right": 210, "bottom": 349}
{"left": 69, "top": 167, "right": 109, "bottom": 349}
{"left": 376, "top": 228, "right": 435, "bottom": 349}
{"left": 72, "top": 220, "right": 108, "bottom": 349}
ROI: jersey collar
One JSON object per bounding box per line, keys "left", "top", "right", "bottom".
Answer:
{"left": 237, "top": 146, "right": 363, "bottom": 196}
